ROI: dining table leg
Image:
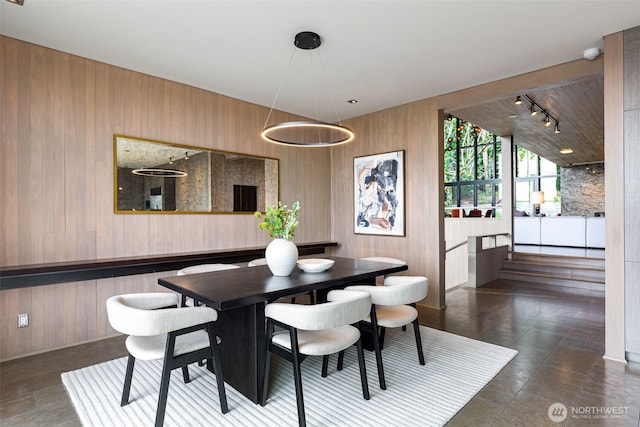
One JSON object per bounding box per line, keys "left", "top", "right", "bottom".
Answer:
{"left": 207, "top": 302, "right": 267, "bottom": 404}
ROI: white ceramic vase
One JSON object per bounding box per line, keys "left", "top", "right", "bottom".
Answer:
{"left": 265, "top": 238, "right": 299, "bottom": 276}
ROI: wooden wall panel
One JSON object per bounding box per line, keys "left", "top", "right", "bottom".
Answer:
{"left": 603, "top": 31, "right": 626, "bottom": 362}
{"left": 0, "top": 32, "right": 625, "bottom": 359}
{"left": 333, "top": 100, "right": 445, "bottom": 308}
{"left": 1, "top": 36, "right": 331, "bottom": 267}
{"left": 0, "top": 36, "right": 332, "bottom": 359}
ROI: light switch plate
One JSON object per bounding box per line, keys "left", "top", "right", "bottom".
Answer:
{"left": 17, "top": 313, "right": 29, "bottom": 328}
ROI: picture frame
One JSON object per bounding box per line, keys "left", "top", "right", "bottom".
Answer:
{"left": 354, "top": 150, "right": 405, "bottom": 236}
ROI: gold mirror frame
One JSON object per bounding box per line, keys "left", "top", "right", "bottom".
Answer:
{"left": 114, "top": 135, "right": 279, "bottom": 214}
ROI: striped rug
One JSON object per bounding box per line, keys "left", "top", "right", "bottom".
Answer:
{"left": 62, "top": 326, "right": 517, "bottom": 427}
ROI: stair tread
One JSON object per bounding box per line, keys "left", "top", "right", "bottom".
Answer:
{"left": 504, "top": 260, "right": 604, "bottom": 271}
{"left": 499, "top": 269, "right": 604, "bottom": 283}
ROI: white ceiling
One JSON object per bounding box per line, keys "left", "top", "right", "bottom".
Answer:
{"left": 2, "top": 0, "right": 638, "bottom": 124}
{"left": 0, "top": 0, "right": 640, "bottom": 121}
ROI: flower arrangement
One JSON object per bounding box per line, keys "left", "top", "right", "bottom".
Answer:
{"left": 254, "top": 201, "right": 300, "bottom": 240}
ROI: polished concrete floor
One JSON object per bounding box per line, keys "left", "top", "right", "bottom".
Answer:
{"left": 1, "top": 279, "right": 639, "bottom": 426}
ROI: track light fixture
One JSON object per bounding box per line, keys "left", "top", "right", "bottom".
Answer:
{"left": 515, "top": 94, "right": 560, "bottom": 134}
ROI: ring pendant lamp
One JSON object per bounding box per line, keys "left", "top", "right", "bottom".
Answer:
{"left": 261, "top": 31, "right": 355, "bottom": 147}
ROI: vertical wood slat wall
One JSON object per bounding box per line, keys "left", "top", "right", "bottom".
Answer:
{"left": 0, "top": 32, "right": 617, "bottom": 360}
{"left": 0, "top": 37, "right": 332, "bottom": 360}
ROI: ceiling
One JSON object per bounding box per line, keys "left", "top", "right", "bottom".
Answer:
{"left": 2, "top": 1, "right": 639, "bottom": 166}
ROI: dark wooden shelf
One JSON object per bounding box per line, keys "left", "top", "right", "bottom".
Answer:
{"left": 0, "top": 241, "right": 338, "bottom": 290}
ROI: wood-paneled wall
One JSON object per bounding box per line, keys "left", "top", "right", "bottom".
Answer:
{"left": 0, "top": 36, "right": 332, "bottom": 360}
{"left": 603, "top": 31, "right": 626, "bottom": 363}
{"left": 1, "top": 36, "right": 331, "bottom": 266}
{"left": 335, "top": 101, "right": 446, "bottom": 308}
{"left": 0, "top": 33, "right": 622, "bottom": 360}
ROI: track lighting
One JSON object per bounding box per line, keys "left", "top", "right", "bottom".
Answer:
{"left": 516, "top": 94, "right": 561, "bottom": 134}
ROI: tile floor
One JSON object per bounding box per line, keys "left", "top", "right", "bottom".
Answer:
{"left": 1, "top": 279, "right": 639, "bottom": 426}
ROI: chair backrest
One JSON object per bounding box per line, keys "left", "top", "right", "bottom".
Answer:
{"left": 247, "top": 258, "right": 267, "bottom": 267}
{"left": 347, "top": 276, "right": 428, "bottom": 306}
{"left": 361, "top": 256, "right": 406, "bottom": 266}
{"left": 265, "top": 290, "right": 371, "bottom": 331}
{"left": 106, "top": 293, "right": 217, "bottom": 337}
{"left": 177, "top": 263, "right": 240, "bottom": 275}
{"left": 361, "top": 256, "right": 407, "bottom": 276}
{"left": 382, "top": 276, "right": 428, "bottom": 305}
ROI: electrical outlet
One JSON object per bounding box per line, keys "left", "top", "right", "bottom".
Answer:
{"left": 17, "top": 313, "right": 29, "bottom": 328}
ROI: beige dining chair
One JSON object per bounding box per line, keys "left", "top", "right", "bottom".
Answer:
{"left": 345, "top": 275, "right": 428, "bottom": 390}
{"left": 106, "top": 293, "right": 228, "bottom": 427}
{"left": 248, "top": 258, "right": 315, "bottom": 304}
{"left": 260, "top": 289, "right": 372, "bottom": 427}
{"left": 177, "top": 263, "right": 240, "bottom": 307}
{"left": 361, "top": 256, "right": 407, "bottom": 279}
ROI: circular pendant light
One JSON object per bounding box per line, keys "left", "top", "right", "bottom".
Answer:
{"left": 261, "top": 31, "right": 355, "bottom": 147}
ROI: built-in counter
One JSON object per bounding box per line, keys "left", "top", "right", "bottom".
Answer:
{"left": 0, "top": 242, "right": 338, "bottom": 290}
{"left": 514, "top": 216, "right": 605, "bottom": 248}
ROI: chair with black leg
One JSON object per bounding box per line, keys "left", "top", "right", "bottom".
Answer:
{"left": 345, "top": 276, "right": 428, "bottom": 390}
{"left": 260, "top": 289, "right": 372, "bottom": 427}
{"left": 177, "top": 263, "right": 240, "bottom": 307}
{"left": 106, "top": 293, "right": 228, "bottom": 427}
{"left": 248, "top": 258, "right": 315, "bottom": 304}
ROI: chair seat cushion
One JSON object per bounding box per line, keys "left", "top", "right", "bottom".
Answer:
{"left": 367, "top": 304, "right": 417, "bottom": 328}
{"left": 126, "top": 330, "right": 210, "bottom": 360}
{"left": 272, "top": 325, "right": 360, "bottom": 356}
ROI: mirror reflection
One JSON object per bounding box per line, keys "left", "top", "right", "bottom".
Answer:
{"left": 114, "top": 135, "right": 279, "bottom": 213}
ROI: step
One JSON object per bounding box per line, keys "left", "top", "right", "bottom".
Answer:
{"left": 510, "top": 251, "right": 605, "bottom": 269}
{"left": 502, "top": 260, "right": 605, "bottom": 281}
{"left": 498, "top": 270, "right": 604, "bottom": 292}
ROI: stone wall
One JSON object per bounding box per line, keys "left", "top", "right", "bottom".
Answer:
{"left": 560, "top": 162, "right": 605, "bottom": 216}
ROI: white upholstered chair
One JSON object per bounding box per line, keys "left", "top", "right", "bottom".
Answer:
{"left": 106, "top": 293, "right": 228, "bottom": 427}
{"left": 177, "top": 263, "right": 240, "bottom": 307}
{"left": 260, "top": 289, "right": 372, "bottom": 427}
{"left": 248, "top": 258, "right": 315, "bottom": 304}
{"left": 247, "top": 258, "right": 267, "bottom": 267}
{"left": 345, "top": 275, "right": 428, "bottom": 389}
{"left": 361, "top": 256, "right": 407, "bottom": 277}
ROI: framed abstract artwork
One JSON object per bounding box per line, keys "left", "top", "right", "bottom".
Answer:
{"left": 354, "top": 150, "right": 405, "bottom": 236}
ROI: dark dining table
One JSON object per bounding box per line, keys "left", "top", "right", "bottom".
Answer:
{"left": 157, "top": 256, "right": 408, "bottom": 403}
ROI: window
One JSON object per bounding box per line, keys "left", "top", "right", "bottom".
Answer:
{"left": 444, "top": 116, "right": 502, "bottom": 216}
{"left": 514, "top": 146, "right": 560, "bottom": 216}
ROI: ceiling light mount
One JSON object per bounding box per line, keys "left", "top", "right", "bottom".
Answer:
{"left": 261, "top": 31, "right": 355, "bottom": 147}
{"left": 294, "top": 31, "right": 321, "bottom": 50}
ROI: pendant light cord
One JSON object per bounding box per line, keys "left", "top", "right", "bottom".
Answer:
{"left": 263, "top": 46, "right": 297, "bottom": 130}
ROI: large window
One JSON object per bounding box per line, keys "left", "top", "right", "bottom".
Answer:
{"left": 444, "top": 116, "right": 502, "bottom": 216}
{"left": 514, "top": 146, "right": 560, "bottom": 216}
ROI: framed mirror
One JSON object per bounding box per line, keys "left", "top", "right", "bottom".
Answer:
{"left": 114, "top": 135, "right": 279, "bottom": 214}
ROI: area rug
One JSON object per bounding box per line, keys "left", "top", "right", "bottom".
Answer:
{"left": 62, "top": 326, "right": 517, "bottom": 427}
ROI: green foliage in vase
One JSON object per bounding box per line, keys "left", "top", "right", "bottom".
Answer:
{"left": 254, "top": 201, "right": 300, "bottom": 240}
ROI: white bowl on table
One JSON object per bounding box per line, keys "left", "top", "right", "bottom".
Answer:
{"left": 296, "top": 258, "right": 335, "bottom": 273}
